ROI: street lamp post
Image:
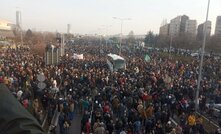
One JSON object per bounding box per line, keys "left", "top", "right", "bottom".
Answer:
{"left": 169, "top": 35, "right": 173, "bottom": 59}
{"left": 16, "top": 8, "right": 23, "bottom": 47}
{"left": 102, "top": 25, "right": 112, "bottom": 51}
{"left": 97, "top": 27, "right": 105, "bottom": 50}
{"left": 195, "top": 0, "right": 210, "bottom": 111}
{"left": 113, "top": 17, "right": 131, "bottom": 55}
{"left": 19, "top": 11, "right": 23, "bottom": 46}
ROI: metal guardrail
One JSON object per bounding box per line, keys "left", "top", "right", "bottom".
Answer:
{"left": 170, "top": 117, "right": 178, "bottom": 126}
{"left": 47, "top": 108, "right": 60, "bottom": 134}
{"left": 170, "top": 112, "right": 219, "bottom": 134}
{"left": 171, "top": 112, "right": 219, "bottom": 134}
{"left": 196, "top": 112, "right": 219, "bottom": 134}
{"left": 41, "top": 112, "right": 48, "bottom": 128}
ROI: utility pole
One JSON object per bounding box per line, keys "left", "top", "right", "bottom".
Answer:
{"left": 195, "top": 0, "right": 210, "bottom": 111}
{"left": 97, "top": 27, "right": 104, "bottom": 48}
{"left": 113, "top": 17, "right": 131, "bottom": 55}
{"left": 169, "top": 35, "right": 173, "bottom": 59}
{"left": 16, "top": 9, "right": 23, "bottom": 47}
{"left": 19, "top": 11, "right": 23, "bottom": 46}
{"left": 102, "top": 25, "right": 112, "bottom": 52}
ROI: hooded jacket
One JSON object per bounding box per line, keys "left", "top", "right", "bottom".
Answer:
{"left": 0, "top": 84, "right": 45, "bottom": 134}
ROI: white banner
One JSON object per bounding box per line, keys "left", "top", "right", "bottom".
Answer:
{"left": 72, "top": 53, "right": 84, "bottom": 60}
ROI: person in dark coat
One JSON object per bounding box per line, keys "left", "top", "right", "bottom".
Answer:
{"left": 0, "top": 84, "right": 44, "bottom": 134}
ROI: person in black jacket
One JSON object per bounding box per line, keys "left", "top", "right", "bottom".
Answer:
{"left": 0, "top": 84, "right": 44, "bottom": 134}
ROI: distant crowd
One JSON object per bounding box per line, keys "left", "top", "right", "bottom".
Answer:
{"left": 1, "top": 44, "right": 221, "bottom": 134}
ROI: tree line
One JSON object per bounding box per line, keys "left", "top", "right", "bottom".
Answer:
{"left": 143, "top": 31, "right": 221, "bottom": 53}
{"left": 12, "top": 29, "right": 221, "bottom": 54}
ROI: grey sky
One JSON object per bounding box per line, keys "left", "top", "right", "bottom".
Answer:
{"left": 0, "top": 0, "right": 220, "bottom": 35}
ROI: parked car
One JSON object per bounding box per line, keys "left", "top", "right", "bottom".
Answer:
{"left": 190, "top": 52, "right": 199, "bottom": 57}
{"left": 206, "top": 103, "right": 221, "bottom": 118}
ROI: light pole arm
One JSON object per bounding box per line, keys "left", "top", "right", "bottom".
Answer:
{"left": 113, "top": 17, "right": 131, "bottom": 55}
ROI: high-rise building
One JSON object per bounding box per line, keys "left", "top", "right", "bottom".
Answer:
{"left": 159, "top": 24, "right": 170, "bottom": 36}
{"left": 215, "top": 16, "right": 221, "bottom": 36}
{"left": 67, "top": 24, "right": 71, "bottom": 34}
{"left": 169, "top": 15, "right": 189, "bottom": 36}
{"left": 180, "top": 15, "right": 189, "bottom": 33}
{"left": 16, "top": 11, "right": 21, "bottom": 29}
{"left": 197, "top": 21, "right": 211, "bottom": 40}
{"left": 185, "top": 20, "right": 197, "bottom": 35}
{"left": 169, "top": 16, "right": 181, "bottom": 36}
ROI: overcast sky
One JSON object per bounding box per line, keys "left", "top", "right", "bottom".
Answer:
{"left": 0, "top": 0, "right": 220, "bottom": 35}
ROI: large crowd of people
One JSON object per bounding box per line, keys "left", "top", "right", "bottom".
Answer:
{"left": 0, "top": 43, "right": 221, "bottom": 134}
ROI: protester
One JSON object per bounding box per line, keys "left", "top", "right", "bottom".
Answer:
{"left": 1, "top": 43, "right": 221, "bottom": 134}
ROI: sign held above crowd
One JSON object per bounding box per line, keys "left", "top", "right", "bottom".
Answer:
{"left": 72, "top": 53, "right": 84, "bottom": 60}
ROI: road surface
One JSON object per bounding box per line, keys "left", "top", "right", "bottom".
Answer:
{"left": 56, "top": 114, "right": 82, "bottom": 134}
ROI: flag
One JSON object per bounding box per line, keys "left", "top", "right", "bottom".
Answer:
{"left": 116, "top": 44, "right": 120, "bottom": 48}
{"left": 144, "top": 54, "right": 151, "bottom": 62}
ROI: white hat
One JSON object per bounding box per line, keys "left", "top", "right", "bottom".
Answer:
{"left": 17, "top": 90, "right": 23, "bottom": 97}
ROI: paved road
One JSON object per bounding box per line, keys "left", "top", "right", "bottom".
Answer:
{"left": 69, "top": 114, "right": 82, "bottom": 134}
{"left": 56, "top": 114, "right": 82, "bottom": 134}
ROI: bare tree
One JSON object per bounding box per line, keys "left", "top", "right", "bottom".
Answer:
{"left": 127, "top": 30, "right": 136, "bottom": 46}
{"left": 206, "top": 35, "right": 221, "bottom": 53}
